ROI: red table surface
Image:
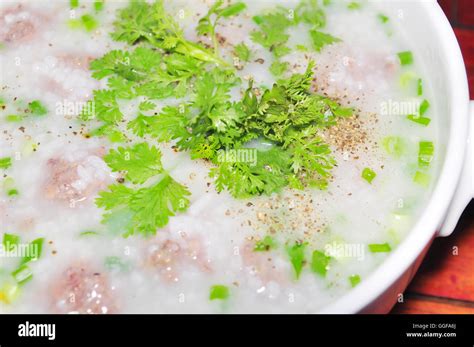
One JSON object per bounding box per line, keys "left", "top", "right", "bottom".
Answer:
{"left": 391, "top": 1, "right": 474, "bottom": 314}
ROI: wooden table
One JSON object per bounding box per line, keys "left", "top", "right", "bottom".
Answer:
{"left": 391, "top": 1, "right": 474, "bottom": 314}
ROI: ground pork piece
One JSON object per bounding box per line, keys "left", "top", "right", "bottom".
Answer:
{"left": 144, "top": 232, "right": 212, "bottom": 283}
{"left": 241, "top": 240, "right": 288, "bottom": 285}
{"left": 0, "top": 4, "right": 45, "bottom": 45}
{"left": 43, "top": 149, "right": 112, "bottom": 206}
{"left": 50, "top": 264, "right": 119, "bottom": 314}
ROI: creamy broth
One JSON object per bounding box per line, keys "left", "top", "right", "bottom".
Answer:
{"left": 0, "top": 0, "right": 438, "bottom": 313}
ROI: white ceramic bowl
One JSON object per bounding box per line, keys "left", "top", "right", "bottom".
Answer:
{"left": 320, "top": 0, "right": 473, "bottom": 313}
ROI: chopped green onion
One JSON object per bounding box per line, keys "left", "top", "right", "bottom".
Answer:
{"left": 5, "top": 115, "right": 23, "bottom": 122}
{"left": 69, "top": 14, "right": 99, "bottom": 32}
{"left": 378, "top": 14, "right": 389, "bottom": 23}
{"left": 311, "top": 250, "right": 331, "bottom": 277}
{"left": 28, "top": 100, "right": 47, "bottom": 116}
{"left": 347, "top": 2, "right": 361, "bottom": 10}
{"left": 79, "top": 230, "right": 99, "bottom": 237}
{"left": 209, "top": 285, "right": 230, "bottom": 300}
{"left": 382, "top": 136, "right": 405, "bottom": 158}
{"left": 7, "top": 189, "right": 19, "bottom": 196}
{"left": 80, "top": 14, "right": 98, "bottom": 32}
{"left": 20, "top": 238, "right": 44, "bottom": 265}
{"left": 286, "top": 242, "right": 307, "bottom": 279}
{"left": 368, "top": 243, "right": 392, "bottom": 253}
{"left": 417, "top": 78, "right": 423, "bottom": 96}
{"left": 399, "top": 71, "right": 417, "bottom": 89}
{"left": 0, "top": 157, "right": 12, "bottom": 169}
{"left": 413, "top": 171, "right": 431, "bottom": 188}
{"left": 362, "top": 168, "right": 377, "bottom": 184}
{"left": 419, "top": 99, "right": 430, "bottom": 116}
{"left": 407, "top": 114, "right": 431, "bottom": 126}
{"left": 0, "top": 282, "right": 20, "bottom": 304}
{"left": 70, "top": 0, "right": 79, "bottom": 8}
{"left": 11, "top": 265, "right": 33, "bottom": 285}
{"left": 418, "top": 141, "right": 434, "bottom": 167}
{"left": 349, "top": 274, "right": 361, "bottom": 287}
{"left": 254, "top": 236, "right": 277, "bottom": 252}
{"left": 398, "top": 51, "right": 414, "bottom": 66}
{"left": 2, "top": 233, "right": 20, "bottom": 252}
{"left": 94, "top": 0, "right": 104, "bottom": 12}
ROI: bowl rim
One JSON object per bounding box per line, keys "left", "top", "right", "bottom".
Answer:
{"left": 320, "top": 0, "right": 470, "bottom": 314}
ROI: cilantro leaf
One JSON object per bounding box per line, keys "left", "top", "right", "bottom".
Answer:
{"left": 197, "top": 0, "right": 247, "bottom": 53}
{"left": 233, "top": 42, "right": 252, "bottom": 62}
{"left": 309, "top": 29, "right": 342, "bottom": 52}
{"left": 104, "top": 143, "right": 163, "bottom": 184}
{"left": 286, "top": 242, "right": 307, "bottom": 279}
{"left": 97, "top": 175, "right": 190, "bottom": 236}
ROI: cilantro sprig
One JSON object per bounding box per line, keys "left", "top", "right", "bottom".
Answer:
{"left": 197, "top": 1, "right": 247, "bottom": 55}
{"left": 97, "top": 143, "right": 190, "bottom": 237}
{"left": 80, "top": 0, "right": 356, "bottom": 235}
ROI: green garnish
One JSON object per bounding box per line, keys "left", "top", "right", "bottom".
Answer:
{"left": 347, "top": 2, "right": 361, "bottom": 10}
{"left": 104, "top": 143, "right": 163, "bottom": 184}
{"left": 382, "top": 136, "right": 405, "bottom": 158}
{"left": 295, "top": 0, "right": 327, "bottom": 27}
{"left": 419, "top": 99, "right": 430, "bottom": 116}
{"left": 79, "top": 231, "right": 99, "bottom": 237}
{"left": 407, "top": 114, "right": 431, "bottom": 126}
{"left": 398, "top": 51, "right": 414, "bottom": 66}
{"left": 94, "top": 0, "right": 104, "bottom": 12}
{"left": 79, "top": 1, "right": 356, "bottom": 235}
{"left": 234, "top": 43, "right": 252, "bottom": 62}
{"left": 69, "top": 14, "right": 99, "bottom": 32}
{"left": 270, "top": 60, "right": 288, "bottom": 76}
{"left": 97, "top": 172, "right": 190, "bottom": 237}
{"left": 20, "top": 238, "right": 44, "bottom": 265}
{"left": 309, "top": 29, "right": 342, "bottom": 52}
{"left": 3, "top": 233, "right": 20, "bottom": 252}
{"left": 286, "top": 242, "right": 307, "bottom": 279}
{"left": 413, "top": 171, "right": 431, "bottom": 188}
{"left": 0, "top": 282, "right": 20, "bottom": 304}
{"left": 81, "top": 14, "right": 98, "bottom": 31}
{"left": 11, "top": 265, "right": 33, "bottom": 285}
{"left": 407, "top": 99, "right": 431, "bottom": 126}
{"left": 311, "top": 250, "right": 331, "bottom": 277}
{"left": 349, "top": 274, "right": 361, "bottom": 287}
{"left": 197, "top": 1, "right": 247, "bottom": 54}
{"left": 209, "top": 285, "right": 230, "bottom": 300}
{"left": 111, "top": 1, "right": 226, "bottom": 66}
{"left": 254, "top": 236, "right": 278, "bottom": 252}
{"left": 7, "top": 189, "right": 19, "bottom": 197}
{"left": 28, "top": 100, "right": 48, "bottom": 116}
{"left": 5, "top": 115, "right": 23, "bottom": 122}
{"left": 251, "top": 8, "right": 294, "bottom": 58}
{"left": 378, "top": 13, "right": 389, "bottom": 23}
{"left": 418, "top": 141, "right": 434, "bottom": 167}
{"left": 368, "top": 243, "right": 392, "bottom": 253}
{"left": 70, "top": 0, "right": 79, "bottom": 8}
{"left": 417, "top": 78, "right": 423, "bottom": 96}
{"left": 361, "top": 168, "right": 376, "bottom": 184}
{"left": 0, "top": 157, "right": 12, "bottom": 169}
